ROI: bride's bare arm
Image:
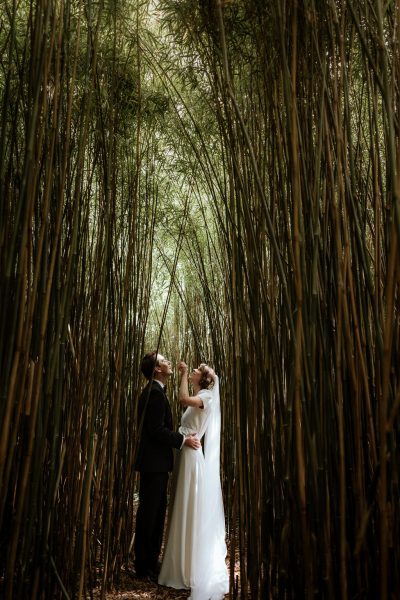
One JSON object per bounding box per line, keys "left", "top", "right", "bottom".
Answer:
{"left": 178, "top": 362, "right": 204, "bottom": 408}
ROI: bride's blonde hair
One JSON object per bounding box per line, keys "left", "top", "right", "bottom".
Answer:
{"left": 198, "top": 363, "right": 215, "bottom": 390}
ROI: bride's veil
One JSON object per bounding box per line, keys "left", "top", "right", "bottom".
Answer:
{"left": 190, "top": 375, "right": 229, "bottom": 600}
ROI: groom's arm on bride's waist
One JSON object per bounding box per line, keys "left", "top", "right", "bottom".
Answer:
{"left": 144, "top": 388, "right": 183, "bottom": 449}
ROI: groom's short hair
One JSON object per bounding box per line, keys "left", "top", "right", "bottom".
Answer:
{"left": 141, "top": 351, "right": 158, "bottom": 380}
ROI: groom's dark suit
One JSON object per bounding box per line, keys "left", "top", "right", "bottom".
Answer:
{"left": 134, "top": 380, "right": 183, "bottom": 577}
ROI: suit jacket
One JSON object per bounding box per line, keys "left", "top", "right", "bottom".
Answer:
{"left": 135, "top": 380, "right": 184, "bottom": 472}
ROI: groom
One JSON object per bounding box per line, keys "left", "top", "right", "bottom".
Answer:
{"left": 134, "top": 351, "right": 200, "bottom": 581}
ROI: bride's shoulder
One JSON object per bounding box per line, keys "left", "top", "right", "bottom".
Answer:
{"left": 197, "top": 388, "right": 213, "bottom": 409}
{"left": 198, "top": 388, "right": 211, "bottom": 397}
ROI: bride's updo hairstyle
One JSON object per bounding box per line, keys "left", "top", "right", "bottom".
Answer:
{"left": 198, "top": 363, "right": 215, "bottom": 390}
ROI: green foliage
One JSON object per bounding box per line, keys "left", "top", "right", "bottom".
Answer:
{"left": 1, "top": 1, "right": 400, "bottom": 599}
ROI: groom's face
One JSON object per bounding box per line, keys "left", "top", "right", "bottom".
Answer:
{"left": 155, "top": 354, "right": 173, "bottom": 378}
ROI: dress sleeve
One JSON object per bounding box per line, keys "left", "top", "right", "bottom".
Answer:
{"left": 198, "top": 389, "right": 212, "bottom": 410}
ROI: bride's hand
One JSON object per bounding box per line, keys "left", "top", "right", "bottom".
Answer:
{"left": 178, "top": 361, "right": 188, "bottom": 375}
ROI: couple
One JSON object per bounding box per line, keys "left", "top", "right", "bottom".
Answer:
{"left": 134, "top": 351, "right": 229, "bottom": 600}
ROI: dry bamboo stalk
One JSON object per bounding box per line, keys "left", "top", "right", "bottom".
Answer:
{"left": 77, "top": 433, "right": 98, "bottom": 600}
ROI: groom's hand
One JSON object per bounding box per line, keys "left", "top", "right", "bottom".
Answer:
{"left": 184, "top": 433, "right": 201, "bottom": 450}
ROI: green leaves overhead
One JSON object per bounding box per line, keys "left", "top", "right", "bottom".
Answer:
{"left": 1, "top": 1, "right": 400, "bottom": 599}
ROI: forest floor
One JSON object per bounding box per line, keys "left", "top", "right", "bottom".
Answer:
{"left": 93, "top": 568, "right": 191, "bottom": 599}
{"left": 92, "top": 554, "right": 236, "bottom": 599}
{"left": 92, "top": 567, "right": 232, "bottom": 599}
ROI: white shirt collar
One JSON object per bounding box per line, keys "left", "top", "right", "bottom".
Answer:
{"left": 153, "top": 379, "right": 165, "bottom": 389}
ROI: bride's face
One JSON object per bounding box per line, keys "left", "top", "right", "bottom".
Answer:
{"left": 189, "top": 367, "right": 201, "bottom": 386}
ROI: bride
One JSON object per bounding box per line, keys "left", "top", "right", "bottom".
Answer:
{"left": 158, "top": 361, "right": 229, "bottom": 599}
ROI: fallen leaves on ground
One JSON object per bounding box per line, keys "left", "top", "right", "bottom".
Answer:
{"left": 92, "top": 560, "right": 235, "bottom": 599}
{"left": 92, "top": 568, "right": 190, "bottom": 599}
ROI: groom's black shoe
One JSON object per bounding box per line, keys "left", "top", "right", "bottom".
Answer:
{"left": 147, "top": 569, "right": 158, "bottom": 583}
{"left": 134, "top": 566, "right": 158, "bottom": 583}
{"left": 135, "top": 572, "right": 156, "bottom": 584}
{"left": 134, "top": 568, "right": 149, "bottom": 578}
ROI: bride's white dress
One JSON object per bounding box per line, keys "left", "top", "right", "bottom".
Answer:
{"left": 158, "top": 379, "right": 229, "bottom": 599}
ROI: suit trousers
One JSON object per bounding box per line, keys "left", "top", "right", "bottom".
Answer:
{"left": 134, "top": 471, "right": 169, "bottom": 575}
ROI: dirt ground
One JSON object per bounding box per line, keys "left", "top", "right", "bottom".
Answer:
{"left": 94, "top": 569, "right": 191, "bottom": 599}
{"left": 92, "top": 558, "right": 235, "bottom": 599}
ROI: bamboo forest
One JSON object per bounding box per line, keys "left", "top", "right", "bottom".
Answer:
{"left": 1, "top": 0, "right": 400, "bottom": 598}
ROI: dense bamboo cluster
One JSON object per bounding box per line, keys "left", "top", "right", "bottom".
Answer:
{"left": 0, "top": 1, "right": 162, "bottom": 597}
{"left": 158, "top": 0, "right": 400, "bottom": 597}
{"left": 1, "top": 0, "right": 400, "bottom": 599}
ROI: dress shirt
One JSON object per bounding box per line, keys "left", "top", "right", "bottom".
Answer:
{"left": 153, "top": 378, "right": 165, "bottom": 391}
